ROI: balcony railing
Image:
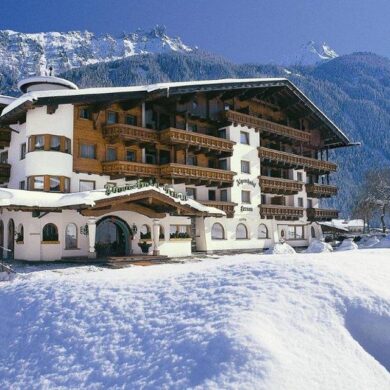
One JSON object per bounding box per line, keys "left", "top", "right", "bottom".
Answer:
{"left": 0, "top": 163, "right": 11, "bottom": 183}
{"left": 159, "top": 127, "right": 235, "bottom": 155}
{"left": 160, "top": 163, "right": 235, "bottom": 187}
{"left": 102, "top": 161, "right": 160, "bottom": 178}
{"left": 225, "top": 110, "right": 311, "bottom": 142}
{"left": 199, "top": 200, "right": 237, "bottom": 218}
{"left": 259, "top": 176, "right": 303, "bottom": 195}
{"left": 306, "top": 183, "right": 338, "bottom": 198}
{"left": 103, "top": 124, "right": 159, "bottom": 144}
{"left": 259, "top": 147, "right": 337, "bottom": 173}
{"left": 0, "top": 129, "right": 11, "bottom": 148}
{"left": 259, "top": 204, "right": 304, "bottom": 220}
{"left": 307, "top": 208, "right": 339, "bottom": 221}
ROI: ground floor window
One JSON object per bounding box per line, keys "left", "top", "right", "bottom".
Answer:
{"left": 258, "top": 224, "right": 268, "bottom": 239}
{"left": 42, "top": 223, "right": 58, "bottom": 242}
{"left": 16, "top": 224, "right": 24, "bottom": 243}
{"left": 65, "top": 223, "right": 77, "bottom": 249}
{"left": 211, "top": 223, "right": 225, "bottom": 240}
{"left": 79, "top": 180, "right": 95, "bottom": 192}
{"left": 287, "top": 225, "right": 304, "bottom": 240}
{"left": 311, "top": 226, "right": 316, "bottom": 238}
{"left": 170, "top": 225, "right": 190, "bottom": 239}
{"left": 140, "top": 224, "right": 151, "bottom": 240}
{"left": 236, "top": 223, "right": 248, "bottom": 239}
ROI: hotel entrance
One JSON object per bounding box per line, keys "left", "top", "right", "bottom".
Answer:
{"left": 95, "top": 216, "right": 132, "bottom": 257}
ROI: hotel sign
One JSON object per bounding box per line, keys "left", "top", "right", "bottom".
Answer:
{"left": 236, "top": 178, "right": 256, "bottom": 187}
{"left": 104, "top": 179, "right": 188, "bottom": 201}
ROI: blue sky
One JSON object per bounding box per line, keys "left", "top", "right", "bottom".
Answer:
{"left": 0, "top": 0, "right": 388, "bottom": 63}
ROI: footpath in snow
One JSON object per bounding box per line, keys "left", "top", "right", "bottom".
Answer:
{"left": 0, "top": 249, "right": 390, "bottom": 389}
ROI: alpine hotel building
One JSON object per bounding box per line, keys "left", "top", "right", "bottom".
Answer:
{"left": 0, "top": 76, "right": 352, "bottom": 261}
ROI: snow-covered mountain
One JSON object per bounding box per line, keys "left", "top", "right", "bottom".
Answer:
{"left": 289, "top": 41, "right": 339, "bottom": 66}
{"left": 0, "top": 25, "right": 193, "bottom": 78}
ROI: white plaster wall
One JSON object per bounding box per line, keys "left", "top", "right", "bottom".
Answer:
{"left": 7, "top": 122, "right": 26, "bottom": 189}
{"left": 25, "top": 151, "right": 73, "bottom": 178}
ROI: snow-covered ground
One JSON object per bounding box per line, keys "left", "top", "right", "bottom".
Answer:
{"left": 1, "top": 250, "right": 390, "bottom": 389}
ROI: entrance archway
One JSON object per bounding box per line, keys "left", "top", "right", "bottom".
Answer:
{"left": 95, "top": 216, "right": 132, "bottom": 257}
{"left": 7, "top": 219, "right": 14, "bottom": 259}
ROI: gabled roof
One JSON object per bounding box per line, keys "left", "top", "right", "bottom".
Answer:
{"left": 0, "top": 78, "right": 352, "bottom": 147}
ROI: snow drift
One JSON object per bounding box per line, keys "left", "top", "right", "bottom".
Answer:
{"left": 335, "top": 238, "right": 358, "bottom": 251}
{"left": 373, "top": 234, "right": 390, "bottom": 248}
{"left": 264, "top": 242, "right": 296, "bottom": 254}
{"left": 358, "top": 236, "right": 381, "bottom": 248}
{"left": 304, "top": 239, "right": 333, "bottom": 253}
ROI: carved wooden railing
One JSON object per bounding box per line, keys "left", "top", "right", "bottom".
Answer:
{"left": 0, "top": 163, "right": 11, "bottom": 183}
{"left": 307, "top": 208, "right": 339, "bottom": 221}
{"left": 259, "top": 176, "right": 303, "bottom": 195}
{"left": 159, "top": 127, "right": 235, "bottom": 154}
{"left": 0, "top": 128, "right": 11, "bottom": 147}
{"left": 259, "top": 204, "right": 304, "bottom": 219}
{"left": 225, "top": 110, "right": 311, "bottom": 142}
{"left": 199, "top": 201, "right": 237, "bottom": 218}
{"left": 103, "top": 124, "right": 159, "bottom": 144}
{"left": 306, "top": 183, "right": 338, "bottom": 198}
{"left": 259, "top": 147, "right": 337, "bottom": 172}
{"left": 160, "top": 163, "right": 235, "bottom": 185}
{"left": 102, "top": 161, "right": 160, "bottom": 177}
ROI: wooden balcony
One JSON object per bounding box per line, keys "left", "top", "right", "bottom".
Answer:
{"left": 103, "top": 124, "right": 159, "bottom": 145}
{"left": 225, "top": 110, "right": 311, "bottom": 142}
{"left": 199, "top": 201, "right": 237, "bottom": 218}
{"left": 0, "top": 128, "right": 11, "bottom": 148}
{"left": 0, "top": 163, "right": 10, "bottom": 183}
{"left": 160, "top": 163, "right": 235, "bottom": 187}
{"left": 259, "top": 176, "right": 303, "bottom": 195}
{"left": 102, "top": 161, "right": 159, "bottom": 179}
{"left": 306, "top": 183, "right": 338, "bottom": 198}
{"left": 259, "top": 147, "right": 337, "bottom": 173}
{"left": 307, "top": 208, "right": 339, "bottom": 221}
{"left": 259, "top": 204, "right": 304, "bottom": 220}
{"left": 159, "top": 127, "right": 235, "bottom": 155}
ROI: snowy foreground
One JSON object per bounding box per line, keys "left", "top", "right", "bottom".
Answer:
{"left": 1, "top": 250, "right": 390, "bottom": 390}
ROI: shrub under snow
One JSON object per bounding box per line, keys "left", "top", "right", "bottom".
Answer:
{"left": 264, "top": 242, "right": 296, "bottom": 254}
{"left": 304, "top": 239, "right": 333, "bottom": 253}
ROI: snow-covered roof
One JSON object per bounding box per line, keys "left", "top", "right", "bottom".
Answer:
{"left": 0, "top": 95, "right": 16, "bottom": 106}
{"left": 0, "top": 186, "right": 225, "bottom": 216}
{"left": 17, "top": 76, "right": 79, "bottom": 93}
{"left": 321, "top": 219, "right": 364, "bottom": 232}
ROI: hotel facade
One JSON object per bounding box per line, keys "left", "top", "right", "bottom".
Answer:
{"left": 0, "top": 76, "right": 352, "bottom": 261}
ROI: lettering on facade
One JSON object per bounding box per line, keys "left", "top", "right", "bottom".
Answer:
{"left": 240, "top": 206, "right": 253, "bottom": 212}
{"left": 104, "top": 179, "right": 188, "bottom": 201}
{"left": 236, "top": 178, "right": 256, "bottom": 187}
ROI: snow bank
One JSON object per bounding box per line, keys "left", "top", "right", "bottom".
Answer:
{"left": 1, "top": 251, "right": 390, "bottom": 389}
{"left": 358, "top": 236, "right": 381, "bottom": 249}
{"left": 264, "top": 242, "right": 296, "bottom": 254}
{"left": 373, "top": 234, "right": 390, "bottom": 248}
{"left": 304, "top": 239, "right": 333, "bottom": 253}
{"left": 0, "top": 271, "right": 12, "bottom": 282}
{"left": 335, "top": 238, "right": 358, "bottom": 251}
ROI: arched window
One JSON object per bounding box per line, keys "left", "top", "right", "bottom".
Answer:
{"left": 311, "top": 226, "right": 316, "bottom": 239}
{"left": 236, "top": 223, "right": 248, "bottom": 240}
{"left": 211, "top": 223, "right": 225, "bottom": 240}
{"left": 258, "top": 224, "right": 268, "bottom": 239}
{"left": 43, "top": 223, "right": 58, "bottom": 242}
{"left": 8, "top": 219, "right": 15, "bottom": 257}
{"left": 140, "top": 224, "right": 151, "bottom": 240}
{"left": 16, "top": 224, "right": 24, "bottom": 243}
{"left": 65, "top": 223, "right": 77, "bottom": 249}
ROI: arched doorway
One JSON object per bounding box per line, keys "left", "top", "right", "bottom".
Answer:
{"left": 8, "top": 219, "right": 14, "bottom": 260}
{"left": 0, "top": 220, "right": 3, "bottom": 259}
{"left": 95, "top": 216, "right": 132, "bottom": 257}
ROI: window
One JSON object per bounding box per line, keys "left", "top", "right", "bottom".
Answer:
{"left": 126, "top": 150, "right": 136, "bottom": 162}
{"left": 258, "top": 224, "right": 268, "bottom": 239}
{"left": 0, "top": 151, "right": 7, "bottom": 164}
{"left": 20, "top": 143, "right": 26, "bottom": 160}
{"left": 80, "top": 144, "right": 96, "bottom": 159}
{"left": 236, "top": 224, "right": 248, "bottom": 239}
{"left": 79, "top": 180, "right": 95, "bottom": 192}
{"left": 287, "top": 225, "right": 304, "bottom": 240}
{"left": 16, "top": 224, "right": 24, "bottom": 243}
{"left": 307, "top": 198, "right": 313, "bottom": 208}
{"left": 241, "top": 190, "right": 251, "bottom": 204}
{"left": 125, "top": 115, "right": 137, "bottom": 126}
{"left": 261, "top": 194, "right": 266, "bottom": 204}
{"left": 140, "top": 225, "right": 151, "bottom": 240}
{"left": 65, "top": 223, "right": 78, "bottom": 249}
{"left": 188, "top": 124, "right": 198, "bottom": 132}
{"left": 240, "top": 131, "right": 250, "bottom": 145}
{"left": 170, "top": 225, "right": 190, "bottom": 239}
{"left": 220, "top": 189, "right": 228, "bottom": 202}
{"left": 297, "top": 172, "right": 303, "bottom": 182}
{"left": 33, "top": 176, "right": 44, "bottom": 191}
{"left": 186, "top": 188, "right": 196, "bottom": 200}
{"left": 64, "top": 177, "right": 70, "bottom": 193}
{"left": 187, "top": 155, "right": 197, "bottom": 166}
{"left": 211, "top": 223, "right": 225, "bottom": 240}
{"left": 219, "top": 159, "right": 227, "bottom": 170}
{"left": 19, "top": 180, "right": 25, "bottom": 190}
{"left": 106, "top": 147, "right": 117, "bottom": 161}
{"left": 208, "top": 190, "right": 216, "bottom": 201}
{"left": 42, "top": 223, "right": 58, "bottom": 242}
{"left": 50, "top": 135, "right": 61, "bottom": 151}
{"left": 50, "top": 176, "right": 61, "bottom": 192}
{"left": 241, "top": 160, "right": 250, "bottom": 174}
{"left": 218, "top": 129, "right": 227, "bottom": 139}
{"left": 64, "top": 138, "right": 71, "bottom": 154}
{"left": 297, "top": 197, "right": 304, "bottom": 207}
{"left": 311, "top": 226, "right": 316, "bottom": 239}
{"left": 34, "top": 135, "right": 45, "bottom": 150}
{"left": 107, "top": 111, "right": 118, "bottom": 124}
{"left": 79, "top": 107, "right": 91, "bottom": 120}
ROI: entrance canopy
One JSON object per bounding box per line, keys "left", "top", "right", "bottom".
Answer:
{"left": 0, "top": 185, "right": 225, "bottom": 218}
